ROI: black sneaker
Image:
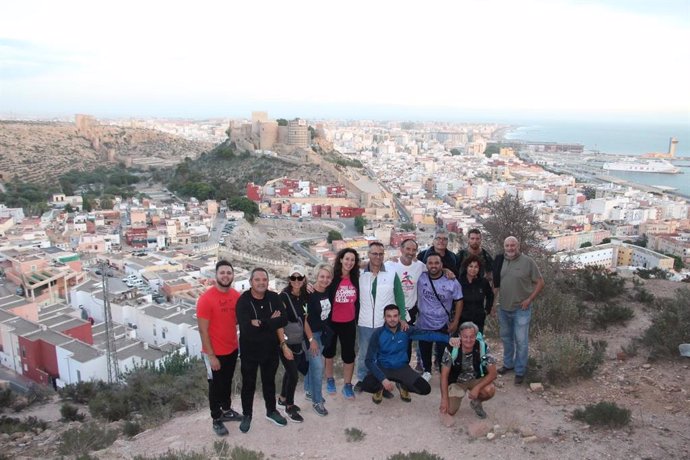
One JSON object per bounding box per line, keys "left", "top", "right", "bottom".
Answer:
{"left": 277, "top": 399, "right": 301, "bottom": 412}
{"left": 514, "top": 375, "right": 525, "bottom": 385}
{"left": 286, "top": 406, "right": 304, "bottom": 423}
{"left": 265, "top": 410, "right": 287, "bottom": 427}
{"left": 212, "top": 419, "right": 228, "bottom": 436}
{"left": 353, "top": 381, "right": 363, "bottom": 393}
{"left": 382, "top": 389, "right": 394, "bottom": 399}
{"left": 220, "top": 408, "right": 242, "bottom": 422}
{"left": 239, "top": 415, "right": 252, "bottom": 433}
{"left": 498, "top": 366, "right": 514, "bottom": 375}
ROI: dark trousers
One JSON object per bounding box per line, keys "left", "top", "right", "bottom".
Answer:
{"left": 406, "top": 306, "right": 418, "bottom": 362}
{"left": 418, "top": 327, "right": 448, "bottom": 373}
{"left": 207, "top": 351, "right": 238, "bottom": 420}
{"left": 361, "top": 366, "right": 431, "bottom": 395}
{"left": 278, "top": 345, "right": 303, "bottom": 406}
{"left": 240, "top": 352, "right": 279, "bottom": 417}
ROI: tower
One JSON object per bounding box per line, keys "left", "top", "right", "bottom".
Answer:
{"left": 668, "top": 137, "right": 678, "bottom": 158}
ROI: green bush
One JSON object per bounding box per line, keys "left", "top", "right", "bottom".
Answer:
{"left": 572, "top": 401, "right": 631, "bottom": 428}
{"left": 632, "top": 286, "right": 655, "bottom": 305}
{"left": 88, "top": 388, "right": 130, "bottom": 421}
{"left": 25, "top": 383, "right": 52, "bottom": 406}
{"left": 388, "top": 451, "right": 445, "bottom": 460}
{"left": 533, "top": 331, "right": 607, "bottom": 384}
{"left": 0, "top": 388, "right": 16, "bottom": 412}
{"left": 59, "top": 381, "right": 111, "bottom": 404}
{"left": 345, "top": 427, "right": 366, "bottom": 442}
{"left": 123, "top": 420, "right": 142, "bottom": 437}
{"left": 0, "top": 415, "right": 48, "bottom": 434}
{"left": 567, "top": 267, "right": 626, "bottom": 301}
{"left": 60, "top": 402, "right": 86, "bottom": 422}
{"left": 642, "top": 289, "right": 690, "bottom": 359}
{"left": 591, "top": 303, "right": 634, "bottom": 330}
{"left": 132, "top": 442, "right": 265, "bottom": 460}
{"left": 58, "top": 422, "right": 118, "bottom": 456}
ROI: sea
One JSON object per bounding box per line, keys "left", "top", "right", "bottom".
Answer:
{"left": 504, "top": 120, "right": 690, "bottom": 197}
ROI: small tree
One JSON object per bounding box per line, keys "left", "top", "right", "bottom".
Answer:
{"left": 327, "top": 230, "right": 343, "bottom": 243}
{"left": 354, "top": 216, "right": 367, "bottom": 233}
{"left": 480, "top": 194, "right": 542, "bottom": 254}
{"left": 63, "top": 203, "right": 74, "bottom": 213}
{"left": 601, "top": 237, "right": 611, "bottom": 244}
{"left": 580, "top": 241, "right": 592, "bottom": 248}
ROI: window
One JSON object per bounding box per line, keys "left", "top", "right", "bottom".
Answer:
{"left": 153, "top": 326, "right": 156, "bottom": 336}
{"left": 162, "top": 331, "right": 166, "bottom": 339}
{"left": 76, "top": 370, "right": 81, "bottom": 382}
{"left": 181, "top": 337, "right": 185, "bottom": 345}
{"left": 21, "top": 347, "right": 26, "bottom": 357}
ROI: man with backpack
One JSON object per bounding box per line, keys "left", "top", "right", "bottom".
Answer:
{"left": 439, "top": 321, "right": 497, "bottom": 420}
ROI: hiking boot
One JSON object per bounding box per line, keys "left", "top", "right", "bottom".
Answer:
{"left": 313, "top": 402, "right": 328, "bottom": 416}
{"left": 372, "top": 389, "right": 383, "bottom": 405}
{"left": 239, "top": 415, "right": 252, "bottom": 433}
{"left": 286, "top": 406, "right": 304, "bottom": 423}
{"left": 497, "top": 366, "right": 514, "bottom": 375}
{"left": 470, "top": 399, "right": 487, "bottom": 419}
{"left": 265, "top": 410, "right": 287, "bottom": 427}
{"left": 342, "top": 383, "right": 356, "bottom": 400}
{"left": 353, "top": 381, "right": 363, "bottom": 393}
{"left": 326, "top": 377, "right": 336, "bottom": 394}
{"left": 219, "top": 408, "right": 241, "bottom": 422}
{"left": 212, "top": 419, "right": 228, "bottom": 436}
{"left": 422, "top": 372, "right": 432, "bottom": 382}
{"left": 382, "top": 389, "right": 394, "bottom": 399}
{"left": 397, "top": 383, "right": 411, "bottom": 403}
{"left": 514, "top": 375, "right": 525, "bottom": 385}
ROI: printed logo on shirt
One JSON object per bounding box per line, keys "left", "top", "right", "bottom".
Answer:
{"left": 320, "top": 298, "right": 332, "bottom": 320}
{"left": 334, "top": 285, "right": 357, "bottom": 303}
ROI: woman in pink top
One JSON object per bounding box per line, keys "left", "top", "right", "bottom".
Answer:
{"left": 323, "top": 248, "right": 360, "bottom": 400}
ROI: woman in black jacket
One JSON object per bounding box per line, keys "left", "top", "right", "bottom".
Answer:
{"left": 458, "top": 255, "right": 494, "bottom": 334}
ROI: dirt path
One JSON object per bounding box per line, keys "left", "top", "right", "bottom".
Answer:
{"left": 101, "top": 355, "right": 689, "bottom": 460}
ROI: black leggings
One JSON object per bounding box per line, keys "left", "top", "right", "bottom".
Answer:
{"left": 279, "top": 344, "right": 304, "bottom": 406}
{"left": 322, "top": 320, "right": 356, "bottom": 363}
{"left": 240, "top": 352, "right": 279, "bottom": 417}
{"left": 207, "top": 351, "right": 238, "bottom": 420}
{"left": 418, "top": 327, "right": 448, "bottom": 373}
{"left": 360, "top": 366, "right": 430, "bottom": 395}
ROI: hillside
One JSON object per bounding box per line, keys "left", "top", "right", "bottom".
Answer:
{"left": 166, "top": 140, "right": 339, "bottom": 199}
{"left": 0, "top": 121, "right": 212, "bottom": 185}
{"left": 3, "top": 279, "right": 688, "bottom": 459}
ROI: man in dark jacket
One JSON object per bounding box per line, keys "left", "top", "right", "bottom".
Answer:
{"left": 236, "top": 268, "right": 288, "bottom": 433}
{"left": 361, "top": 304, "right": 460, "bottom": 404}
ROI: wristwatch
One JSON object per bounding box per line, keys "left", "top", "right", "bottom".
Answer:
{"left": 283, "top": 333, "right": 289, "bottom": 342}
{"left": 308, "top": 337, "right": 314, "bottom": 343}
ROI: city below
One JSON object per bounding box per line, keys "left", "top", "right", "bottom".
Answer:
{"left": 0, "top": 111, "right": 688, "bottom": 391}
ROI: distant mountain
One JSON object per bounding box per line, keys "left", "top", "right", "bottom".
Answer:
{"left": 0, "top": 121, "right": 213, "bottom": 185}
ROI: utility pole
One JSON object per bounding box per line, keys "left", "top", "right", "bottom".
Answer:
{"left": 99, "top": 261, "right": 120, "bottom": 383}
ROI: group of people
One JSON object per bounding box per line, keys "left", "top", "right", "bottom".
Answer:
{"left": 196, "top": 229, "right": 544, "bottom": 436}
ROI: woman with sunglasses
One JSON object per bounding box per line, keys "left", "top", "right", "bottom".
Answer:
{"left": 323, "top": 248, "right": 360, "bottom": 400}
{"left": 277, "top": 265, "right": 309, "bottom": 423}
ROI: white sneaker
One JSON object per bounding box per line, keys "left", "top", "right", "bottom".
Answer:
{"left": 422, "top": 372, "right": 432, "bottom": 382}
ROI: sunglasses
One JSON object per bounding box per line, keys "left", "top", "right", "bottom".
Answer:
{"left": 289, "top": 275, "right": 305, "bottom": 281}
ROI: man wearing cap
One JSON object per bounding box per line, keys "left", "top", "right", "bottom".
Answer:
{"left": 196, "top": 260, "right": 242, "bottom": 436}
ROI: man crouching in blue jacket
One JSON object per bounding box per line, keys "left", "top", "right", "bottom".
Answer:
{"left": 361, "top": 304, "right": 461, "bottom": 404}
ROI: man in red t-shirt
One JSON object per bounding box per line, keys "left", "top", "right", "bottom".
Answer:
{"left": 197, "top": 260, "right": 241, "bottom": 436}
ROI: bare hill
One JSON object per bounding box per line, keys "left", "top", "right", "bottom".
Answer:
{"left": 0, "top": 121, "right": 213, "bottom": 185}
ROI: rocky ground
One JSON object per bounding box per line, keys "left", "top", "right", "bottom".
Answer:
{"left": 2, "top": 282, "right": 688, "bottom": 459}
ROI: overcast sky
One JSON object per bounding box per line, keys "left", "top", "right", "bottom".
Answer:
{"left": 1, "top": 0, "right": 689, "bottom": 122}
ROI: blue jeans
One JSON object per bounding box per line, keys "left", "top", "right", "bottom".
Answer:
{"left": 304, "top": 332, "right": 325, "bottom": 404}
{"left": 356, "top": 326, "right": 375, "bottom": 382}
{"left": 498, "top": 306, "right": 532, "bottom": 376}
